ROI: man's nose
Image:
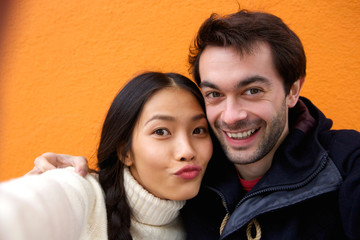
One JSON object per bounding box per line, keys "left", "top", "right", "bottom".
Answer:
{"left": 221, "top": 99, "right": 248, "bottom": 125}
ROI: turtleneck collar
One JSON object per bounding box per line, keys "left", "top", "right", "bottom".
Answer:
{"left": 123, "top": 167, "right": 186, "bottom": 226}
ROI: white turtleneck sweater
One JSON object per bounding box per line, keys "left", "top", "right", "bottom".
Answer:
{"left": 124, "top": 167, "right": 186, "bottom": 240}
{"left": 0, "top": 167, "right": 186, "bottom": 240}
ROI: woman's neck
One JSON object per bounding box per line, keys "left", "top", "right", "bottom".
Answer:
{"left": 123, "top": 167, "right": 186, "bottom": 225}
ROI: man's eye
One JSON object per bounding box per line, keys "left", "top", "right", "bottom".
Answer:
{"left": 153, "top": 129, "right": 170, "bottom": 136}
{"left": 245, "top": 88, "right": 262, "bottom": 95}
{"left": 206, "top": 92, "right": 222, "bottom": 98}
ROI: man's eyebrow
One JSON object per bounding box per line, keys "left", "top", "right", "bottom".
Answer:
{"left": 236, "top": 76, "right": 271, "bottom": 88}
{"left": 200, "top": 75, "right": 271, "bottom": 90}
{"left": 200, "top": 81, "right": 220, "bottom": 90}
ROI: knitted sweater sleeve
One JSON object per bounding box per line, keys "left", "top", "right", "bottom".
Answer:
{"left": 0, "top": 167, "right": 108, "bottom": 240}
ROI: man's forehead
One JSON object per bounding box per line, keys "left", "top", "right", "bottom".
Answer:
{"left": 200, "top": 42, "right": 270, "bottom": 60}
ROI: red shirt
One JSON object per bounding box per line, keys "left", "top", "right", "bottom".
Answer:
{"left": 238, "top": 171, "right": 262, "bottom": 192}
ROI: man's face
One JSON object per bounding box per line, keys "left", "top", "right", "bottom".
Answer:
{"left": 199, "top": 43, "right": 298, "bottom": 169}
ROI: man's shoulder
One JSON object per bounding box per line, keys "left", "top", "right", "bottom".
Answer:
{"left": 319, "top": 129, "right": 360, "bottom": 177}
{"left": 320, "top": 129, "right": 360, "bottom": 149}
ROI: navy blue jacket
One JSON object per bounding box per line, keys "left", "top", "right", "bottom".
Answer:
{"left": 182, "top": 97, "right": 360, "bottom": 240}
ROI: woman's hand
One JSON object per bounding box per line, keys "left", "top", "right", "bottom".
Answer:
{"left": 26, "top": 152, "right": 89, "bottom": 177}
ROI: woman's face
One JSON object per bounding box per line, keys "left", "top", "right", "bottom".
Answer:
{"left": 125, "top": 87, "right": 213, "bottom": 201}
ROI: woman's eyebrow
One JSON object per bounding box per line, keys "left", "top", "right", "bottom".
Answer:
{"left": 145, "top": 115, "right": 174, "bottom": 125}
{"left": 192, "top": 113, "right": 207, "bottom": 121}
{"left": 145, "top": 113, "right": 206, "bottom": 126}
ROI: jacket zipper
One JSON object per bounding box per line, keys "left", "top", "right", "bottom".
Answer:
{"left": 237, "top": 154, "right": 328, "bottom": 207}
{"left": 218, "top": 154, "right": 329, "bottom": 239}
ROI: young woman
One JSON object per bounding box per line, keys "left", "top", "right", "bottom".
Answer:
{"left": 0, "top": 72, "right": 213, "bottom": 240}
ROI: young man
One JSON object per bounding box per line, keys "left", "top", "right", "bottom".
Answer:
{"left": 180, "top": 10, "right": 360, "bottom": 240}
{"left": 31, "top": 10, "right": 360, "bottom": 240}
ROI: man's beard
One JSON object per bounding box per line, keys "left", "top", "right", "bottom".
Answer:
{"left": 214, "top": 101, "right": 287, "bottom": 165}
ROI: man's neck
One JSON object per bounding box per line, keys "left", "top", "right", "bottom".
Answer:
{"left": 234, "top": 154, "right": 273, "bottom": 180}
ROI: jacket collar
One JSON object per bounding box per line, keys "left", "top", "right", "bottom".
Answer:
{"left": 202, "top": 137, "right": 244, "bottom": 213}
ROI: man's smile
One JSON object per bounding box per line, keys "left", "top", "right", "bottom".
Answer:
{"left": 224, "top": 128, "right": 259, "bottom": 140}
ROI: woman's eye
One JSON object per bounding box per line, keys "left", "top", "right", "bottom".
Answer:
{"left": 154, "top": 129, "right": 170, "bottom": 136}
{"left": 193, "top": 127, "right": 207, "bottom": 135}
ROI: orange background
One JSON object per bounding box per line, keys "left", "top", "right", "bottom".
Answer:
{"left": 1, "top": 0, "right": 359, "bottom": 181}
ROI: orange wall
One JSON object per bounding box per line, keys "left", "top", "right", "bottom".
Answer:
{"left": 1, "top": 0, "right": 359, "bottom": 181}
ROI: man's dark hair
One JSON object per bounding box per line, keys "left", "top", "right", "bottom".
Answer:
{"left": 189, "top": 10, "right": 306, "bottom": 94}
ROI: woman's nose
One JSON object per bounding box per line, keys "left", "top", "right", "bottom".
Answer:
{"left": 175, "top": 137, "right": 196, "bottom": 161}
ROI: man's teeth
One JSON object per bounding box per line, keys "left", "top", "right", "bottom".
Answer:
{"left": 226, "top": 129, "right": 256, "bottom": 139}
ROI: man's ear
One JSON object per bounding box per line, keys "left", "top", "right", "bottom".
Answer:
{"left": 287, "top": 77, "right": 305, "bottom": 108}
{"left": 117, "top": 146, "right": 133, "bottom": 167}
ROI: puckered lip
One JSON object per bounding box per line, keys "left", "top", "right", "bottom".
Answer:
{"left": 174, "top": 165, "right": 202, "bottom": 175}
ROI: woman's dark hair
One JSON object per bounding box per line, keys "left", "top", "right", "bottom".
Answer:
{"left": 97, "top": 71, "right": 205, "bottom": 240}
{"left": 189, "top": 10, "right": 306, "bottom": 94}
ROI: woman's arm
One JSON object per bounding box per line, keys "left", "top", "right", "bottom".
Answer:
{"left": 0, "top": 167, "right": 107, "bottom": 240}
{"left": 28, "top": 152, "right": 89, "bottom": 177}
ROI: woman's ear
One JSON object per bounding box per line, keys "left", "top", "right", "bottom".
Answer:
{"left": 117, "top": 146, "right": 133, "bottom": 167}
{"left": 286, "top": 77, "right": 305, "bottom": 108}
